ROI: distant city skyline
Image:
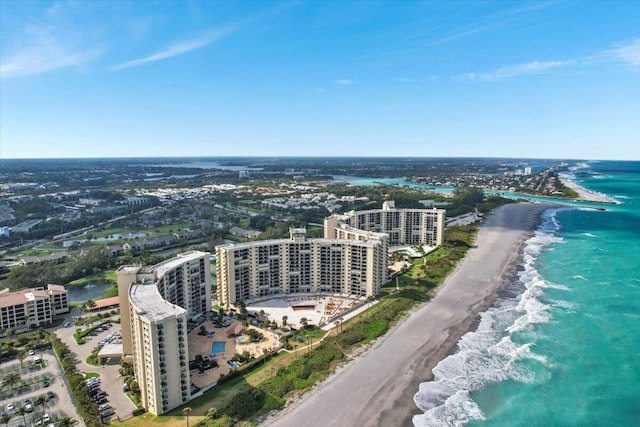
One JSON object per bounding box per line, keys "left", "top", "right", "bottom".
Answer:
{"left": 1, "top": 1, "right": 639, "bottom": 160}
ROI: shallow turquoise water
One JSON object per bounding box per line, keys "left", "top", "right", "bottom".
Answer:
{"left": 413, "top": 161, "right": 640, "bottom": 426}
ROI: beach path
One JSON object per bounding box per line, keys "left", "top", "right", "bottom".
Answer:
{"left": 266, "top": 202, "right": 555, "bottom": 427}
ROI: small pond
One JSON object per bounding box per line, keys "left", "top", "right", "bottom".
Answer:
{"left": 66, "top": 282, "right": 113, "bottom": 303}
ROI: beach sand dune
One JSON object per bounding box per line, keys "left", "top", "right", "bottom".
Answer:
{"left": 266, "top": 202, "right": 556, "bottom": 427}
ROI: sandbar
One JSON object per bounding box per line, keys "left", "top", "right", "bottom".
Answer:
{"left": 265, "top": 202, "right": 556, "bottom": 427}
{"left": 559, "top": 173, "right": 617, "bottom": 204}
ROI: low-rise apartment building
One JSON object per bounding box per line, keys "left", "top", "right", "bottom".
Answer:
{"left": 0, "top": 284, "right": 69, "bottom": 331}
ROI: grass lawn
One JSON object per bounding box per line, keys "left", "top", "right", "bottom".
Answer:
{"left": 67, "top": 270, "right": 117, "bottom": 286}
{"left": 112, "top": 414, "right": 204, "bottom": 427}
{"left": 85, "top": 372, "right": 100, "bottom": 378}
{"left": 103, "top": 285, "right": 118, "bottom": 298}
{"left": 87, "top": 227, "right": 128, "bottom": 239}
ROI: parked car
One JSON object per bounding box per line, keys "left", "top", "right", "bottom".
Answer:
{"left": 28, "top": 349, "right": 35, "bottom": 356}
{"left": 46, "top": 391, "right": 55, "bottom": 400}
{"left": 42, "top": 380, "right": 50, "bottom": 387}
{"left": 100, "top": 409, "right": 115, "bottom": 417}
{"left": 6, "top": 403, "right": 15, "bottom": 412}
{"left": 42, "top": 414, "right": 51, "bottom": 422}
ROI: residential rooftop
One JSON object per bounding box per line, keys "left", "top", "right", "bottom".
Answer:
{"left": 129, "top": 282, "right": 186, "bottom": 322}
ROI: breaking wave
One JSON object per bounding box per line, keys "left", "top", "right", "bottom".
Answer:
{"left": 413, "top": 209, "right": 565, "bottom": 426}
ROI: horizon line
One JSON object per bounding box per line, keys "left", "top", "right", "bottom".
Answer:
{"left": 0, "top": 155, "right": 636, "bottom": 162}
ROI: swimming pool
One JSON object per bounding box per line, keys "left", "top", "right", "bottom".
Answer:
{"left": 211, "top": 341, "right": 226, "bottom": 353}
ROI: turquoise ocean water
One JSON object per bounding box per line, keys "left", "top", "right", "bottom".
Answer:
{"left": 412, "top": 161, "right": 640, "bottom": 426}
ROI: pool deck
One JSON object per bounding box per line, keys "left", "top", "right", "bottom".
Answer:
{"left": 187, "top": 320, "right": 237, "bottom": 389}
{"left": 187, "top": 320, "right": 281, "bottom": 389}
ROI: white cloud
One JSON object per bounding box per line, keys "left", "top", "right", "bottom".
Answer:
{"left": 464, "top": 60, "right": 576, "bottom": 82}
{"left": 455, "top": 38, "right": 640, "bottom": 83}
{"left": 111, "top": 24, "right": 241, "bottom": 71}
{"left": 430, "top": 22, "right": 505, "bottom": 46}
{"left": 594, "top": 38, "right": 640, "bottom": 67}
{"left": 0, "top": 27, "right": 105, "bottom": 78}
{"left": 335, "top": 79, "right": 353, "bottom": 85}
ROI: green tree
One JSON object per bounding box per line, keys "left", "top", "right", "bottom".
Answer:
{"left": 57, "top": 416, "right": 74, "bottom": 427}
{"left": 0, "top": 413, "right": 11, "bottom": 426}
{"left": 15, "top": 407, "right": 27, "bottom": 427}
{"left": 35, "top": 395, "right": 47, "bottom": 413}
{"left": 83, "top": 300, "right": 97, "bottom": 325}
{"left": 16, "top": 349, "right": 27, "bottom": 369}
{"left": 182, "top": 407, "right": 192, "bottom": 427}
{"left": 2, "top": 372, "right": 21, "bottom": 391}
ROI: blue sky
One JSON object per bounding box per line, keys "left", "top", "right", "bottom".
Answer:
{"left": 1, "top": 0, "right": 639, "bottom": 160}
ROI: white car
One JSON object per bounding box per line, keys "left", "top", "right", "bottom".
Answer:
{"left": 6, "top": 403, "right": 15, "bottom": 412}
{"left": 28, "top": 349, "right": 35, "bottom": 356}
{"left": 43, "top": 414, "right": 51, "bottom": 422}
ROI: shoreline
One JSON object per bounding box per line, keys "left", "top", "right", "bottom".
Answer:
{"left": 265, "top": 202, "right": 557, "bottom": 427}
{"left": 559, "top": 173, "right": 617, "bottom": 204}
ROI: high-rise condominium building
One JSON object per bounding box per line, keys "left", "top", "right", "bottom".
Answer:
{"left": 216, "top": 228, "right": 388, "bottom": 307}
{"left": 324, "top": 200, "right": 446, "bottom": 247}
{"left": 216, "top": 201, "right": 445, "bottom": 308}
{"left": 116, "top": 251, "right": 211, "bottom": 415}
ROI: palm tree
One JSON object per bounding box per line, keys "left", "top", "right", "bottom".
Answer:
{"left": 0, "top": 413, "right": 11, "bottom": 426}
{"left": 85, "top": 299, "right": 97, "bottom": 324}
{"left": 35, "top": 395, "right": 47, "bottom": 414}
{"left": 1, "top": 372, "right": 21, "bottom": 391}
{"left": 16, "top": 407, "right": 27, "bottom": 427}
{"left": 300, "top": 317, "right": 308, "bottom": 329}
{"left": 282, "top": 315, "right": 288, "bottom": 328}
{"left": 16, "top": 350, "right": 27, "bottom": 369}
{"left": 57, "top": 416, "right": 74, "bottom": 427}
{"left": 182, "top": 407, "right": 192, "bottom": 427}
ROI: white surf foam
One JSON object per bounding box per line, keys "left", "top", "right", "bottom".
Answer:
{"left": 413, "top": 208, "right": 566, "bottom": 427}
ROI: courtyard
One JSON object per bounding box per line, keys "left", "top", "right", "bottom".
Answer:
{"left": 245, "top": 293, "right": 368, "bottom": 329}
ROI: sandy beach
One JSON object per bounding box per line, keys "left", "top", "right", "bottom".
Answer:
{"left": 559, "top": 173, "right": 617, "bottom": 203}
{"left": 266, "top": 202, "right": 556, "bottom": 427}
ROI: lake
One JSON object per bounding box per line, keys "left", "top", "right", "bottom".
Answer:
{"left": 66, "top": 282, "right": 113, "bottom": 303}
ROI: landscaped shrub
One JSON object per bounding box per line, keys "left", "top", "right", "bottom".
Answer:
{"left": 132, "top": 407, "right": 146, "bottom": 416}
{"left": 221, "top": 388, "right": 265, "bottom": 420}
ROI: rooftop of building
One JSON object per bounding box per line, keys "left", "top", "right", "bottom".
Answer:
{"left": 336, "top": 223, "right": 389, "bottom": 240}
{"left": 152, "top": 250, "right": 208, "bottom": 276}
{"left": 116, "top": 265, "right": 143, "bottom": 274}
{"left": 47, "top": 284, "right": 66, "bottom": 292}
{"left": 129, "top": 282, "right": 186, "bottom": 322}
{"left": 0, "top": 287, "right": 51, "bottom": 308}
{"left": 216, "top": 236, "right": 381, "bottom": 251}
{"left": 93, "top": 296, "right": 119, "bottom": 310}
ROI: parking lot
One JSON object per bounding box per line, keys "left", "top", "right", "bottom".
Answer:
{"left": 1, "top": 350, "right": 83, "bottom": 427}
{"left": 51, "top": 309, "right": 136, "bottom": 422}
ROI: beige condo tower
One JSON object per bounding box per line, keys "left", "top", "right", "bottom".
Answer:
{"left": 117, "top": 251, "right": 211, "bottom": 415}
